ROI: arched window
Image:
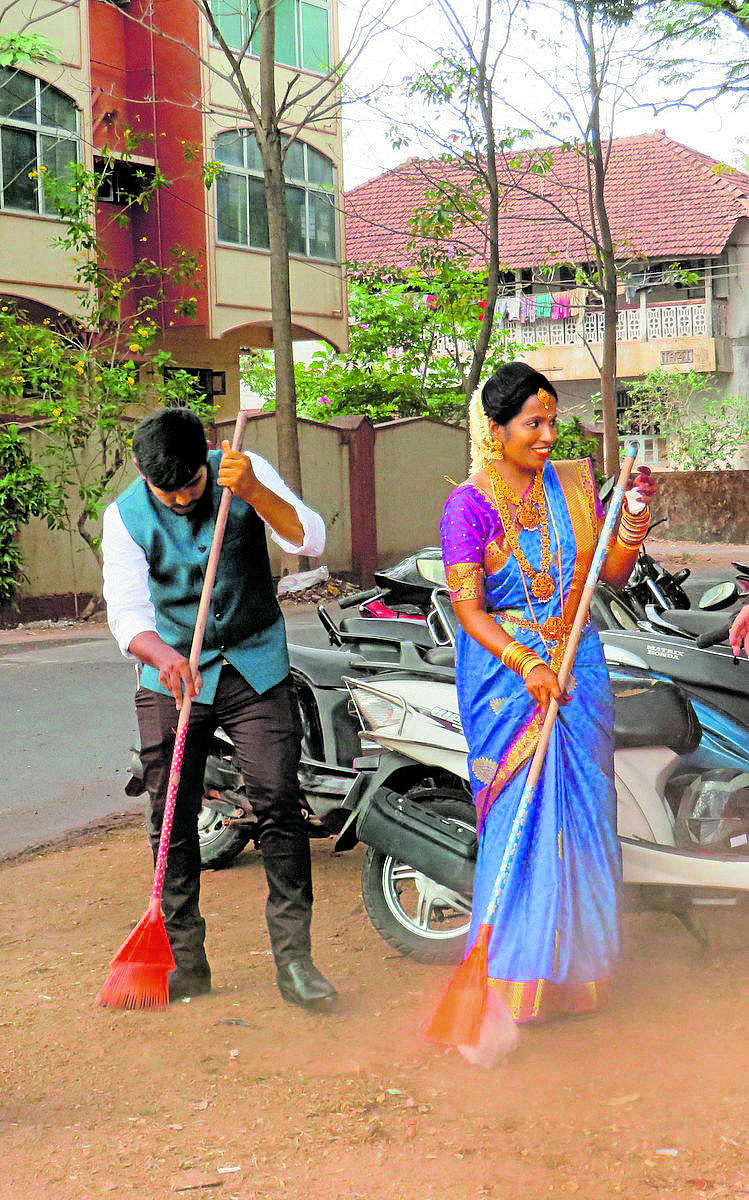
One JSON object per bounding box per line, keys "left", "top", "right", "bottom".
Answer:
{"left": 215, "top": 130, "right": 337, "bottom": 262}
{"left": 0, "top": 68, "right": 78, "bottom": 215}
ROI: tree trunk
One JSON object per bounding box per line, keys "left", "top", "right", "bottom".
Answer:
{"left": 258, "top": 0, "right": 303, "bottom": 498}
{"left": 600, "top": 273, "right": 619, "bottom": 477}
{"left": 584, "top": 4, "right": 620, "bottom": 477}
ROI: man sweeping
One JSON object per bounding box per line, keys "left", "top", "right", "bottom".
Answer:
{"left": 102, "top": 407, "right": 336, "bottom": 1010}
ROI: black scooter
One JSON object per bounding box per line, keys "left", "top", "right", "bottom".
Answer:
{"left": 125, "top": 578, "right": 453, "bottom": 870}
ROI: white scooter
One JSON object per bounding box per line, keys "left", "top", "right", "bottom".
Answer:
{"left": 340, "top": 591, "right": 749, "bottom": 965}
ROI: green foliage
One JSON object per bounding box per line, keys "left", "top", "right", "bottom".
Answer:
{"left": 649, "top": 0, "right": 749, "bottom": 98}
{"left": 0, "top": 424, "right": 61, "bottom": 606}
{"left": 0, "top": 157, "right": 212, "bottom": 566}
{"left": 621, "top": 368, "right": 749, "bottom": 469}
{"left": 243, "top": 265, "right": 525, "bottom": 425}
{"left": 551, "top": 415, "right": 601, "bottom": 470}
{"left": 0, "top": 32, "right": 61, "bottom": 66}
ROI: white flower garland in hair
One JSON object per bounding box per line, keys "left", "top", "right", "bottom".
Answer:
{"left": 468, "top": 385, "right": 494, "bottom": 474}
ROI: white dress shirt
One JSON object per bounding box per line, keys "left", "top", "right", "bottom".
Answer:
{"left": 102, "top": 451, "right": 326, "bottom": 657}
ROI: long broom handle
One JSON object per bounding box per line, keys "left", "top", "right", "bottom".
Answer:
{"left": 150, "top": 410, "right": 250, "bottom": 908}
{"left": 484, "top": 445, "right": 637, "bottom": 923}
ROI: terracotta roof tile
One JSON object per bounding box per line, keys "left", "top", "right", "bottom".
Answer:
{"left": 344, "top": 132, "right": 749, "bottom": 269}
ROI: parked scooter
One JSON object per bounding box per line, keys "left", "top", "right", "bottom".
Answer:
{"left": 338, "top": 593, "right": 749, "bottom": 965}
{"left": 125, "top": 586, "right": 451, "bottom": 869}
{"left": 596, "top": 598, "right": 749, "bottom": 734}
{"left": 126, "top": 725, "right": 361, "bottom": 870}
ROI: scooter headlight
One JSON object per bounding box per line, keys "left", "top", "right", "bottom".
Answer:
{"left": 349, "top": 688, "right": 402, "bottom": 731}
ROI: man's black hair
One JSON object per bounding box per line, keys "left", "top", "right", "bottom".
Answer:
{"left": 132, "top": 407, "right": 208, "bottom": 490}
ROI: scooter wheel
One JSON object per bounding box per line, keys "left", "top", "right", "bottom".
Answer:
{"left": 198, "top": 799, "right": 253, "bottom": 870}
{"left": 360, "top": 792, "right": 475, "bottom": 965}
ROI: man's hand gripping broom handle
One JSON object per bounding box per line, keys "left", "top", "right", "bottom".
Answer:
{"left": 485, "top": 445, "right": 637, "bottom": 923}
{"left": 150, "top": 411, "right": 251, "bottom": 911}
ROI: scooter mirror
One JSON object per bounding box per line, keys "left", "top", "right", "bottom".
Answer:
{"left": 699, "top": 581, "right": 740, "bottom": 611}
{"left": 417, "top": 556, "right": 447, "bottom": 586}
{"left": 598, "top": 476, "right": 615, "bottom": 504}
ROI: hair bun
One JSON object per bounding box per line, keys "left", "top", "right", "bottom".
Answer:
{"left": 481, "top": 363, "right": 557, "bottom": 425}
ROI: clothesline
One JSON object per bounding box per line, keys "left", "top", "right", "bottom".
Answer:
{"left": 495, "top": 288, "right": 586, "bottom": 324}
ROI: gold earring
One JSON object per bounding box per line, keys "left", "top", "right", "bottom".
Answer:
{"left": 493, "top": 439, "right": 504, "bottom": 461}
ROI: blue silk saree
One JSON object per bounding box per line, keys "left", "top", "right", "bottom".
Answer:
{"left": 440, "top": 459, "right": 621, "bottom": 1023}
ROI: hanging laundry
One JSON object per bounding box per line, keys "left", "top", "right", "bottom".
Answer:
{"left": 568, "top": 286, "right": 588, "bottom": 325}
{"left": 535, "top": 292, "right": 553, "bottom": 318}
{"left": 551, "top": 291, "right": 571, "bottom": 320}
{"left": 505, "top": 295, "right": 522, "bottom": 321}
{"left": 520, "top": 293, "right": 537, "bottom": 322}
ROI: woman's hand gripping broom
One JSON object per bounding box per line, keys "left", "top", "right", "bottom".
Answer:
{"left": 425, "top": 445, "right": 639, "bottom": 1065}
{"left": 96, "top": 408, "right": 251, "bottom": 1010}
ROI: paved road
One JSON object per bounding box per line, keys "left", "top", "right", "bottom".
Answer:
{"left": 2, "top": 609, "right": 329, "bottom": 860}
{"left": 2, "top": 570, "right": 737, "bottom": 860}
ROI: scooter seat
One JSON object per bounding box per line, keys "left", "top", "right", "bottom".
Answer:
{"left": 648, "top": 609, "right": 730, "bottom": 641}
{"left": 288, "top": 643, "right": 367, "bottom": 687}
{"left": 613, "top": 678, "right": 701, "bottom": 754}
{"left": 338, "top": 616, "right": 433, "bottom": 648}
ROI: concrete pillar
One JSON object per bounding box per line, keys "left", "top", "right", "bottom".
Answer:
{"left": 332, "top": 415, "right": 378, "bottom": 584}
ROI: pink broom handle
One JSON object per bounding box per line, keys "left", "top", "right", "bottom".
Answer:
{"left": 150, "top": 410, "right": 250, "bottom": 909}
{"left": 484, "top": 445, "right": 637, "bottom": 923}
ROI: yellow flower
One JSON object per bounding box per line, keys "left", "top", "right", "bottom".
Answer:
{"left": 52, "top": 407, "right": 62, "bottom": 416}
{"left": 128, "top": 343, "right": 142, "bottom": 353}
{"left": 127, "top": 377, "right": 135, "bottom": 386}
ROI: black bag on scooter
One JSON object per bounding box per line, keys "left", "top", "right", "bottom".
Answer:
{"left": 357, "top": 788, "right": 477, "bottom": 898}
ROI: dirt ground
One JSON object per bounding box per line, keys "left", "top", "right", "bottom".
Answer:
{"left": 1, "top": 827, "right": 748, "bottom": 1200}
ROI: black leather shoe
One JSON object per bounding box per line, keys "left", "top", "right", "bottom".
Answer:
{"left": 168, "top": 967, "right": 212, "bottom": 1003}
{"left": 276, "top": 957, "right": 337, "bottom": 1010}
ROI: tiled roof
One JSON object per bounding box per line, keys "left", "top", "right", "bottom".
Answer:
{"left": 344, "top": 132, "right": 749, "bottom": 269}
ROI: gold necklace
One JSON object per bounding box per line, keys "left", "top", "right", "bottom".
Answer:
{"left": 487, "top": 461, "right": 556, "bottom": 603}
{"left": 489, "top": 466, "right": 544, "bottom": 531}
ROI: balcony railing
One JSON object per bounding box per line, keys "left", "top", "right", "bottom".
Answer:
{"left": 511, "top": 299, "right": 727, "bottom": 348}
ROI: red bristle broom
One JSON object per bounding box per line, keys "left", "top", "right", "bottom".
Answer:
{"left": 425, "top": 444, "right": 639, "bottom": 1065}
{"left": 97, "top": 406, "right": 251, "bottom": 1010}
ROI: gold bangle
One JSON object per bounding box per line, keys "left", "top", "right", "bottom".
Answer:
{"left": 617, "top": 506, "right": 650, "bottom": 550}
{"left": 520, "top": 654, "right": 544, "bottom": 681}
{"left": 501, "top": 640, "right": 544, "bottom": 680}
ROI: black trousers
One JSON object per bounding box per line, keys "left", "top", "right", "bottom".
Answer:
{"left": 135, "top": 668, "right": 312, "bottom": 973}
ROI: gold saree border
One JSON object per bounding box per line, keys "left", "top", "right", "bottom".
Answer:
{"left": 488, "top": 975, "right": 609, "bottom": 1023}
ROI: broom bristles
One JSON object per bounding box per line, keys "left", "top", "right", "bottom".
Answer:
{"left": 97, "top": 903, "right": 175, "bottom": 1010}
{"left": 425, "top": 922, "right": 492, "bottom": 1047}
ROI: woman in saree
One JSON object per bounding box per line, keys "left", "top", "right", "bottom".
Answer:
{"left": 440, "top": 362, "right": 656, "bottom": 1025}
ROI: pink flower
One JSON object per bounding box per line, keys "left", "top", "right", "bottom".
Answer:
{"left": 425, "top": 294, "right": 439, "bottom": 310}
{"left": 318, "top": 395, "right": 332, "bottom": 405}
